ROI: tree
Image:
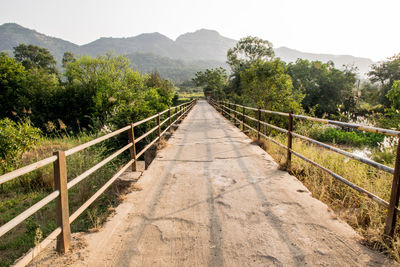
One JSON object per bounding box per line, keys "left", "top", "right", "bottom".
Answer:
{"left": 368, "top": 54, "right": 400, "bottom": 106}
{"left": 287, "top": 59, "right": 356, "bottom": 115}
{"left": 62, "top": 51, "right": 75, "bottom": 68}
{"left": 240, "top": 59, "right": 304, "bottom": 113}
{"left": 227, "top": 36, "right": 274, "bottom": 72}
{"left": 192, "top": 68, "right": 227, "bottom": 99}
{"left": 0, "top": 52, "right": 27, "bottom": 118}
{"left": 387, "top": 81, "right": 400, "bottom": 110}
{"left": 13, "top": 44, "right": 58, "bottom": 74}
{"left": 226, "top": 36, "right": 275, "bottom": 98}
{"left": 146, "top": 72, "right": 176, "bottom": 108}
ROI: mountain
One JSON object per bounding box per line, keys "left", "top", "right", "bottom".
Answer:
{"left": 80, "top": 33, "right": 186, "bottom": 59}
{"left": 126, "top": 52, "right": 226, "bottom": 83}
{"left": 275, "top": 47, "right": 374, "bottom": 76}
{"left": 0, "top": 23, "right": 375, "bottom": 80}
{"left": 0, "top": 23, "right": 79, "bottom": 62}
{"left": 175, "top": 29, "right": 236, "bottom": 61}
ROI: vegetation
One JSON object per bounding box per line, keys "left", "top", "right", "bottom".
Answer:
{"left": 287, "top": 59, "right": 357, "bottom": 115}
{"left": 0, "top": 44, "right": 181, "bottom": 266}
{"left": 2, "top": 30, "right": 400, "bottom": 264}
{"left": 193, "top": 67, "right": 228, "bottom": 99}
{"left": 0, "top": 134, "right": 130, "bottom": 267}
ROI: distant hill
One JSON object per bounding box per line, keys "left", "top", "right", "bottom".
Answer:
{"left": 81, "top": 33, "right": 186, "bottom": 59}
{"left": 275, "top": 47, "right": 374, "bottom": 76}
{"left": 126, "top": 53, "right": 227, "bottom": 83}
{"left": 175, "top": 29, "right": 237, "bottom": 61}
{"left": 0, "top": 23, "right": 79, "bottom": 62}
{"left": 0, "top": 23, "right": 375, "bottom": 80}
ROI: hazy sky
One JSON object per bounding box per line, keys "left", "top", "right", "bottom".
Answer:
{"left": 1, "top": 0, "right": 399, "bottom": 61}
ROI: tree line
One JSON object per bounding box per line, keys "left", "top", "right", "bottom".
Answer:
{"left": 0, "top": 44, "right": 177, "bottom": 135}
{"left": 193, "top": 36, "right": 400, "bottom": 130}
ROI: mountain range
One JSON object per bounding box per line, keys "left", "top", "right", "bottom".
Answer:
{"left": 0, "top": 23, "right": 374, "bottom": 82}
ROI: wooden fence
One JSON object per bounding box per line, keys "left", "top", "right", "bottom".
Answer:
{"left": 0, "top": 99, "right": 196, "bottom": 266}
{"left": 209, "top": 99, "right": 400, "bottom": 239}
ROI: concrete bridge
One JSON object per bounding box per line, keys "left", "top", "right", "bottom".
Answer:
{"left": 30, "top": 100, "right": 393, "bottom": 266}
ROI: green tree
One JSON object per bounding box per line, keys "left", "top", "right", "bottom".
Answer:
{"left": 193, "top": 67, "right": 227, "bottom": 99}
{"left": 226, "top": 36, "right": 275, "bottom": 98}
{"left": 287, "top": 59, "right": 356, "bottom": 115}
{"left": 387, "top": 80, "right": 400, "bottom": 109}
{"left": 227, "top": 36, "right": 274, "bottom": 71}
{"left": 146, "top": 72, "right": 176, "bottom": 109}
{"left": 240, "top": 59, "right": 304, "bottom": 113}
{"left": 0, "top": 52, "right": 27, "bottom": 118}
{"left": 62, "top": 51, "right": 75, "bottom": 68}
{"left": 0, "top": 118, "right": 41, "bottom": 174}
{"left": 13, "top": 44, "right": 58, "bottom": 74}
{"left": 368, "top": 54, "right": 400, "bottom": 106}
{"left": 64, "top": 53, "right": 174, "bottom": 130}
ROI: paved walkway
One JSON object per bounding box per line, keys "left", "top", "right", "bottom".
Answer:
{"left": 34, "top": 100, "right": 392, "bottom": 266}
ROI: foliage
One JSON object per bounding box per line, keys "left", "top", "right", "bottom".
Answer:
{"left": 13, "top": 44, "right": 58, "bottom": 75}
{"left": 146, "top": 72, "right": 176, "bottom": 108}
{"left": 61, "top": 51, "right": 75, "bottom": 68}
{"left": 193, "top": 67, "right": 227, "bottom": 99}
{"left": 227, "top": 36, "right": 274, "bottom": 72}
{"left": 386, "top": 80, "right": 400, "bottom": 110}
{"left": 0, "top": 134, "right": 126, "bottom": 266}
{"left": 287, "top": 59, "right": 357, "bottom": 116}
{"left": 240, "top": 59, "right": 304, "bottom": 113}
{"left": 368, "top": 54, "right": 400, "bottom": 107}
{"left": 309, "top": 127, "right": 384, "bottom": 147}
{"left": 0, "top": 52, "right": 27, "bottom": 118}
{"left": 0, "top": 118, "right": 41, "bottom": 174}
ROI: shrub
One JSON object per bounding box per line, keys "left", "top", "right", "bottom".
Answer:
{"left": 0, "top": 118, "right": 41, "bottom": 174}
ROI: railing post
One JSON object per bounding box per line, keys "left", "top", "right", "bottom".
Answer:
{"left": 233, "top": 104, "right": 236, "bottom": 121}
{"left": 384, "top": 137, "right": 400, "bottom": 238}
{"left": 53, "top": 150, "right": 71, "bottom": 253}
{"left": 286, "top": 112, "right": 293, "bottom": 169}
{"left": 242, "top": 105, "right": 245, "bottom": 131}
{"left": 168, "top": 107, "right": 171, "bottom": 126}
{"left": 229, "top": 102, "right": 231, "bottom": 120}
{"left": 157, "top": 112, "right": 161, "bottom": 138}
{"left": 257, "top": 107, "right": 261, "bottom": 140}
{"left": 128, "top": 123, "right": 137, "bottom": 171}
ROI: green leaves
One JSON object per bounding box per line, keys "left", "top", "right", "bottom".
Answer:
{"left": 193, "top": 67, "right": 227, "bottom": 99}
{"left": 240, "top": 59, "right": 304, "bottom": 114}
{"left": 0, "top": 118, "right": 41, "bottom": 173}
{"left": 386, "top": 80, "right": 400, "bottom": 109}
{"left": 287, "top": 59, "right": 356, "bottom": 115}
{"left": 13, "top": 44, "right": 58, "bottom": 75}
{"left": 227, "top": 36, "right": 274, "bottom": 72}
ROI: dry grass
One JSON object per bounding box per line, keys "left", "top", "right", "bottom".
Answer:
{"left": 249, "top": 133, "right": 400, "bottom": 261}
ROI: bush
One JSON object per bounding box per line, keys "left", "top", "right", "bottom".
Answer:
{"left": 0, "top": 118, "right": 41, "bottom": 174}
{"left": 304, "top": 126, "right": 384, "bottom": 148}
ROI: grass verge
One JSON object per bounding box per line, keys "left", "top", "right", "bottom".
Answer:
{"left": 0, "top": 134, "right": 133, "bottom": 267}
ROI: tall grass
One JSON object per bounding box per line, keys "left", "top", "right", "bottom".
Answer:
{"left": 0, "top": 133, "right": 132, "bottom": 267}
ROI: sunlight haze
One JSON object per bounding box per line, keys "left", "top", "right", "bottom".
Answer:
{"left": 1, "top": 0, "right": 399, "bottom": 61}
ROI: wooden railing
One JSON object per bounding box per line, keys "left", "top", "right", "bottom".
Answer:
{"left": 0, "top": 99, "right": 196, "bottom": 266}
{"left": 209, "top": 99, "right": 400, "bottom": 238}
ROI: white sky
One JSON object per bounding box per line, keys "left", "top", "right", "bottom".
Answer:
{"left": 1, "top": 0, "right": 399, "bottom": 61}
